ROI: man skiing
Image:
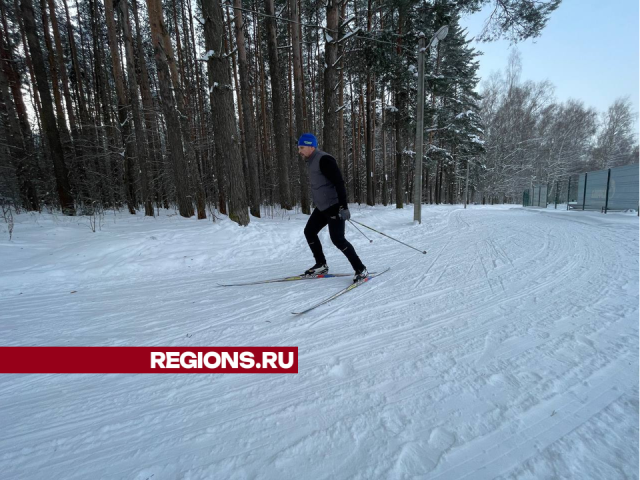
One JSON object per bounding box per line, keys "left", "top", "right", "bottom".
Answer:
{"left": 298, "top": 133, "right": 368, "bottom": 283}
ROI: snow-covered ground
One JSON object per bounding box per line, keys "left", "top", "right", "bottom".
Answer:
{"left": 1, "top": 204, "right": 638, "bottom": 479}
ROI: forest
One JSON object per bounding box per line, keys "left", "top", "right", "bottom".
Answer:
{"left": 0, "top": 0, "right": 637, "bottom": 225}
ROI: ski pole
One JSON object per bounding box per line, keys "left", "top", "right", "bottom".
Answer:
{"left": 348, "top": 220, "right": 373, "bottom": 243}
{"left": 349, "top": 219, "right": 427, "bottom": 254}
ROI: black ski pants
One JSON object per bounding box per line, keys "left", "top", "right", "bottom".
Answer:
{"left": 304, "top": 204, "right": 365, "bottom": 272}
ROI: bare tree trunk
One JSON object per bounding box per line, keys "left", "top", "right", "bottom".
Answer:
{"left": 381, "top": 86, "right": 388, "bottom": 206}
{"left": 395, "top": 87, "right": 405, "bottom": 208}
{"left": 426, "top": 167, "right": 430, "bottom": 204}
{"left": 438, "top": 161, "right": 444, "bottom": 204}
{"left": 20, "top": 0, "right": 74, "bottom": 214}
{"left": 309, "top": 10, "right": 316, "bottom": 134}
{"left": 186, "top": 0, "right": 210, "bottom": 210}
{"left": 224, "top": 4, "right": 242, "bottom": 145}
{"left": 263, "top": 0, "right": 292, "bottom": 209}
{"left": 358, "top": 89, "right": 364, "bottom": 204}
{"left": 11, "top": 0, "right": 42, "bottom": 121}
{"left": 184, "top": 0, "right": 207, "bottom": 218}
{"left": 430, "top": 49, "right": 440, "bottom": 205}
{"left": 339, "top": 56, "right": 348, "bottom": 195}
{"left": 247, "top": 15, "right": 264, "bottom": 206}
{"left": 146, "top": 0, "right": 194, "bottom": 217}
{"left": 290, "top": 0, "right": 309, "bottom": 214}
{"left": 349, "top": 70, "right": 357, "bottom": 201}
{"left": 62, "top": 0, "right": 88, "bottom": 129}
{"left": 39, "top": 0, "right": 73, "bottom": 162}
{"left": 365, "top": 0, "right": 374, "bottom": 205}
{"left": 364, "top": 76, "right": 375, "bottom": 205}
{"left": 0, "top": 11, "right": 38, "bottom": 210}
{"left": 105, "top": 0, "right": 137, "bottom": 214}
{"left": 286, "top": 29, "right": 296, "bottom": 204}
{"left": 46, "top": 0, "right": 82, "bottom": 165}
{"left": 258, "top": 21, "right": 273, "bottom": 205}
{"left": 233, "top": 0, "right": 260, "bottom": 217}
{"left": 322, "top": 0, "right": 339, "bottom": 156}
{"left": 170, "top": 0, "right": 184, "bottom": 89}
{"left": 378, "top": 4, "right": 387, "bottom": 206}
{"left": 161, "top": 0, "right": 205, "bottom": 219}
{"left": 224, "top": 1, "right": 250, "bottom": 212}
{"left": 299, "top": 0, "right": 308, "bottom": 132}
{"left": 118, "top": 0, "right": 154, "bottom": 216}
{"left": 201, "top": 0, "right": 248, "bottom": 225}
{"left": 0, "top": 44, "right": 38, "bottom": 210}
{"left": 91, "top": 0, "right": 117, "bottom": 207}
{"left": 337, "top": 0, "right": 347, "bottom": 203}
{"left": 394, "top": 9, "right": 405, "bottom": 209}
{"left": 131, "top": 0, "right": 162, "bottom": 209}
{"left": 60, "top": 0, "right": 94, "bottom": 208}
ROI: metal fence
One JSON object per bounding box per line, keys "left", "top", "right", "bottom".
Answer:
{"left": 523, "top": 184, "right": 548, "bottom": 207}
{"left": 575, "top": 164, "right": 639, "bottom": 212}
{"left": 523, "top": 164, "right": 639, "bottom": 213}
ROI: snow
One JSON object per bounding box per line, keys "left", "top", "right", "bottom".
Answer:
{"left": 341, "top": 15, "right": 356, "bottom": 27}
{"left": 455, "top": 110, "right": 475, "bottom": 119}
{"left": 199, "top": 50, "right": 215, "bottom": 62}
{"left": 0, "top": 205, "right": 638, "bottom": 479}
{"left": 470, "top": 134, "right": 485, "bottom": 145}
{"left": 339, "top": 29, "right": 360, "bottom": 43}
{"left": 427, "top": 144, "right": 450, "bottom": 155}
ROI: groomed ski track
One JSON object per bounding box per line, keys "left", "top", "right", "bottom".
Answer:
{"left": 1, "top": 204, "right": 638, "bottom": 479}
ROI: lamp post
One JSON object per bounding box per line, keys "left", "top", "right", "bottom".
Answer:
{"left": 414, "top": 25, "right": 448, "bottom": 224}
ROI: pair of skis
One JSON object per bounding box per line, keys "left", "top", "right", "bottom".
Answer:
{"left": 218, "top": 268, "right": 390, "bottom": 315}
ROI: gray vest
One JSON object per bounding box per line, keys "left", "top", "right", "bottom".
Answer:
{"left": 307, "top": 149, "right": 339, "bottom": 211}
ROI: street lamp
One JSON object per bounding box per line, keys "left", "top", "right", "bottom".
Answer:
{"left": 413, "top": 25, "right": 448, "bottom": 224}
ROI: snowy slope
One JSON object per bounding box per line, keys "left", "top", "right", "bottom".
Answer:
{"left": 0, "top": 204, "right": 638, "bottom": 479}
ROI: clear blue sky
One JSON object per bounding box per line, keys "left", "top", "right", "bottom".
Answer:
{"left": 459, "top": 0, "right": 639, "bottom": 122}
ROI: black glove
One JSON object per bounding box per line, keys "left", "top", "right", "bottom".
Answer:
{"left": 339, "top": 207, "right": 351, "bottom": 221}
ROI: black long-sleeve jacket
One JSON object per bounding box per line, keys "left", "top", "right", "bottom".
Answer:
{"left": 317, "top": 154, "right": 348, "bottom": 210}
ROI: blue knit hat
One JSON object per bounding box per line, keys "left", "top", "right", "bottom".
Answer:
{"left": 298, "top": 133, "right": 318, "bottom": 148}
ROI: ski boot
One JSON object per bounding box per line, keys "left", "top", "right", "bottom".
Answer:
{"left": 353, "top": 266, "right": 368, "bottom": 283}
{"left": 304, "top": 263, "right": 329, "bottom": 277}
